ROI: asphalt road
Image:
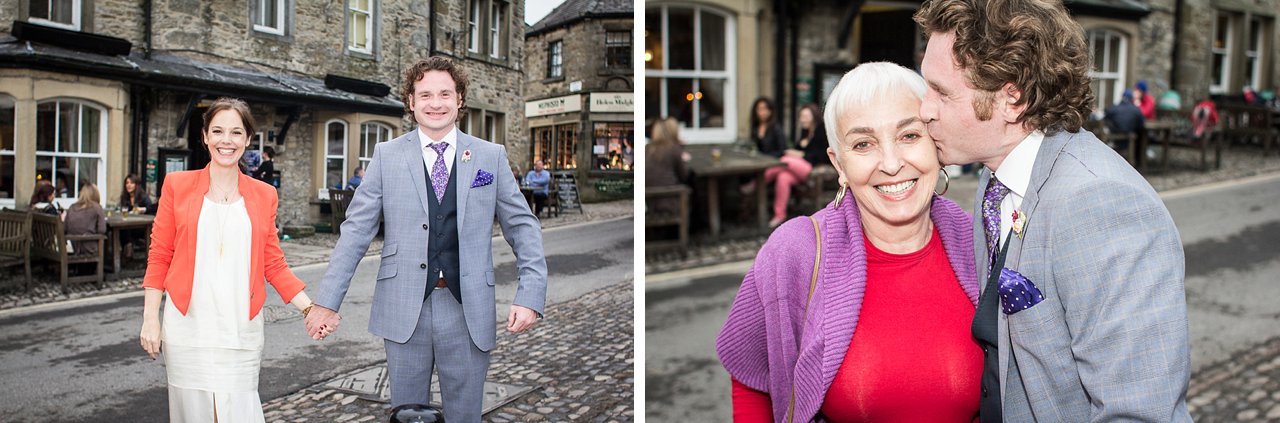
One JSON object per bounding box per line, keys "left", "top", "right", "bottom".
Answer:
{"left": 644, "top": 172, "right": 1280, "bottom": 422}
{"left": 0, "top": 217, "right": 633, "bottom": 422}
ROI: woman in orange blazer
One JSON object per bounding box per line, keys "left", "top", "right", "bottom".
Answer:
{"left": 138, "top": 98, "right": 330, "bottom": 423}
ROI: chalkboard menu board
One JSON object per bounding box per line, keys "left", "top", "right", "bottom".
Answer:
{"left": 553, "top": 171, "right": 583, "bottom": 213}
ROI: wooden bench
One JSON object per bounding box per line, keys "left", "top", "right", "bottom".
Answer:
{"left": 1154, "top": 108, "right": 1222, "bottom": 171}
{"left": 0, "top": 210, "right": 32, "bottom": 290}
{"left": 328, "top": 189, "right": 355, "bottom": 235}
{"left": 1217, "top": 103, "right": 1276, "bottom": 155}
{"left": 30, "top": 212, "right": 106, "bottom": 293}
{"left": 646, "top": 185, "right": 691, "bottom": 250}
{"left": 802, "top": 164, "right": 839, "bottom": 211}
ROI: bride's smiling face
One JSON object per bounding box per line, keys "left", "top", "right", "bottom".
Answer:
{"left": 204, "top": 110, "right": 248, "bottom": 168}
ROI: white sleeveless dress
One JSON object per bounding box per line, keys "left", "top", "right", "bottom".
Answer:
{"left": 162, "top": 198, "right": 265, "bottom": 423}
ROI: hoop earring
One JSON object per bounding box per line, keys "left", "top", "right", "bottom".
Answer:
{"left": 935, "top": 168, "right": 951, "bottom": 196}
{"left": 834, "top": 182, "right": 847, "bottom": 208}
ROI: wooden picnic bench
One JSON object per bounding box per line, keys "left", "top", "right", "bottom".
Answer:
{"left": 30, "top": 212, "right": 106, "bottom": 293}
{"left": 646, "top": 185, "right": 691, "bottom": 250}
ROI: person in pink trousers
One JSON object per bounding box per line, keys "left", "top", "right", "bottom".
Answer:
{"left": 764, "top": 103, "right": 829, "bottom": 227}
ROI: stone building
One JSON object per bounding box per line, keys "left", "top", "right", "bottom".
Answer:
{"left": 0, "top": 0, "right": 527, "bottom": 228}
{"left": 644, "top": 0, "right": 1277, "bottom": 144}
{"left": 524, "top": 0, "right": 632, "bottom": 202}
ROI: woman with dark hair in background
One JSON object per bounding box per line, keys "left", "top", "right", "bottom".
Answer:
{"left": 762, "top": 103, "right": 830, "bottom": 227}
{"left": 120, "top": 174, "right": 153, "bottom": 214}
{"left": 749, "top": 97, "right": 786, "bottom": 157}
{"left": 29, "top": 182, "right": 59, "bottom": 215}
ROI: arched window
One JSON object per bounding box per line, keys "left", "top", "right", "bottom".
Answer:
{"left": 645, "top": 4, "right": 736, "bottom": 142}
{"left": 0, "top": 94, "right": 14, "bottom": 201}
{"left": 36, "top": 99, "right": 105, "bottom": 206}
{"left": 325, "top": 119, "right": 348, "bottom": 190}
{"left": 358, "top": 121, "right": 393, "bottom": 170}
{"left": 1087, "top": 29, "right": 1128, "bottom": 113}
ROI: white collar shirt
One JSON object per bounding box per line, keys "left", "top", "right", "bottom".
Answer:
{"left": 419, "top": 126, "right": 459, "bottom": 174}
{"left": 991, "top": 130, "right": 1044, "bottom": 250}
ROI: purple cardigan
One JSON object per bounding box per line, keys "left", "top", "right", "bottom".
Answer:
{"left": 716, "top": 195, "right": 979, "bottom": 422}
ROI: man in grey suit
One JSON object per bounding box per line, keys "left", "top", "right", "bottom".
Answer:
{"left": 915, "top": 0, "right": 1191, "bottom": 421}
{"left": 305, "top": 57, "right": 547, "bottom": 423}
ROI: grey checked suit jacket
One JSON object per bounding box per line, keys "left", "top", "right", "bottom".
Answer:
{"left": 315, "top": 130, "right": 547, "bottom": 352}
{"left": 976, "top": 130, "right": 1192, "bottom": 422}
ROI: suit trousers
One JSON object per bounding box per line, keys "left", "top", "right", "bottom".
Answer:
{"left": 385, "top": 286, "right": 490, "bottom": 423}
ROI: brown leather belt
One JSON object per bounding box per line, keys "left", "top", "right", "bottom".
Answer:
{"left": 435, "top": 278, "right": 448, "bottom": 289}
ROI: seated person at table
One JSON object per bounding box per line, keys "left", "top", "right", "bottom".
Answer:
{"left": 64, "top": 183, "right": 107, "bottom": 256}
{"left": 120, "top": 173, "right": 153, "bottom": 214}
{"left": 346, "top": 166, "right": 365, "bottom": 190}
{"left": 30, "top": 183, "right": 60, "bottom": 215}
{"left": 524, "top": 160, "right": 552, "bottom": 216}
{"left": 1104, "top": 90, "right": 1145, "bottom": 151}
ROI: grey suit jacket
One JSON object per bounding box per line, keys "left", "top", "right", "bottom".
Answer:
{"left": 315, "top": 129, "right": 547, "bottom": 352}
{"left": 976, "top": 130, "right": 1192, "bottom": 422}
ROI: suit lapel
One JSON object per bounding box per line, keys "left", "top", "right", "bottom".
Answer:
{"left": 402, "top": 131, "right": 432, "bottom": 218}
{"left": 455, "top": 131, "right": 476, "bottom": 229}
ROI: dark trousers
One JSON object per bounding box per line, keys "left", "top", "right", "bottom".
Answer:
{"left": 532, "top": 192, "right": 549, "bottom": 216}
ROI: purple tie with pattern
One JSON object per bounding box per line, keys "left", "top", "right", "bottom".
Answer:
{"left": 982, "top": 175, "right": 1011, "bottom": 259}
{"left": 429, "top": 142, "right": 449, "bottom": 203}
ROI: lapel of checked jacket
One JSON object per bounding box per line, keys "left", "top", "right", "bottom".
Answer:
{"left": 401, "top": 130, "right": 434, "bottom": 219}
{"left": 454, "top": 131, "right": 478, "bottom": 230}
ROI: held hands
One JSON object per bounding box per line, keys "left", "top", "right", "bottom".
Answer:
{"left": 304, "top": 305, "right": 342, "bottom": 340}
{"left": 140, "top": 317, "right": 162, "bottom": 360}
{"left": 507, "top": 305, "right": 539, "bottom": 333}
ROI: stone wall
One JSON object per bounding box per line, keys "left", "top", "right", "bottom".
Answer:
{"left": 0, "top": 0, "right": 17, "bottom": 30}
{"left": 525, "top": 17, "right": 636, "bottom": 100}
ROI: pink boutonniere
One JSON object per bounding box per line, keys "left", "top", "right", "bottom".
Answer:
{"left": 462, "top": 149, "right": 472, "bottom": 163}
{"left": 1011, "top": 209, "right": 1027, "bottom": 238}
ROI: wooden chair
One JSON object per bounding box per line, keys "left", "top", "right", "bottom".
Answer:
{"left": 329, "top": 189, "right": 355, "bottom": 235}
{"left": 803, "top": 165, "right": 839, "bottom": 211}
{"left": 0, "top": 210, "right": 32, "bottom": 290}
{"left": 543, "top": 188, "right": 560, "bottom": 218}
{"left": 30, "top": 212, "right": 106, "bottom": 293}
{"left": 646, "top": 185, "right": 691, "bottom": 250}
{"left": 1218, "top": 103, "right": 1276, "bottom": 155}
{"left": 1155, "top": 108, "right": 1222, "bottom": 171}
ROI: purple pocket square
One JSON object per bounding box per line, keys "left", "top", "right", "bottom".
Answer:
{"left": 999, "top": 268, "right": 1044, "bottom": 315}
{"left": 471, "top": 169, "right": 494, "bottom": 188}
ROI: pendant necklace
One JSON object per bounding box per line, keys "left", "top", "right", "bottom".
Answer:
{"left": 209, "top": 178, "right": 237, "bottom": 256}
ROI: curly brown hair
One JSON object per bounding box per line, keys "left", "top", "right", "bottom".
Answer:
{"left": 914, "top": 0, "right": 1094, "bottom": 134}
{"left": 399, "top": 56, "right": 470, "bottom": 116}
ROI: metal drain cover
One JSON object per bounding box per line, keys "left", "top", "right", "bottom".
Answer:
{"left": 322, "top": 364, "right": 535, "bottom": 414}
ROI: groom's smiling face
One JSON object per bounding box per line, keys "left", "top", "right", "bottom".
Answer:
{"left": 410, "top": 70, "right": 464, "bottom": 139}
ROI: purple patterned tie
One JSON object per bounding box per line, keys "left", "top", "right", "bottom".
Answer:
{"left": 982, "top": 175, "right": 1011, "bottom": 259}
{"left": 429, "top": 142, "right": 449, "bottom": 202}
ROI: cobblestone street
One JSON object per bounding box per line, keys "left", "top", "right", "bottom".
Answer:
{"left": 1188, "top": 337, "right": 1280, "bottom": 421}
{"left": 260, "top": 282, "right": 634, "bottom": 423}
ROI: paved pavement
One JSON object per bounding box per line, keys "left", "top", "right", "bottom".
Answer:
{"left": 644, "top": 170, "right": 1280, "bottom": 422}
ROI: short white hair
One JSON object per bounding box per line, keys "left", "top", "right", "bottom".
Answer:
{"left": 822, "top": 62, "right": 927, "bottom": 148}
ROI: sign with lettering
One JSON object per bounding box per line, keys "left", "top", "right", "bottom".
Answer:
{"left": 525, "top": 94, "right": 582, "bottom": 118}
{"left": 589, "top": 93, "right": 634, "bottom": 113}
{"left": 552, "top": 171, "right": 583, "bottom": 213}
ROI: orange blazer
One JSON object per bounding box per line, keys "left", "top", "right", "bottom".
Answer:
{"left": 142, "top": 165, "right": 304, "bottom": 320}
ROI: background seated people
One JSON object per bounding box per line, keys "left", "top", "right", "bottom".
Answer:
{"left": 524, "top": 160, "right": 552, "bottom": 216}
{"left": 64, "top": 183, "right": 107, "bottom": 256}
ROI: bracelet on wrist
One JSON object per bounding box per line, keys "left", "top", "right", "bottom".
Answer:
{"left": 302, "top": 304, "right": 313, "bottom": 317}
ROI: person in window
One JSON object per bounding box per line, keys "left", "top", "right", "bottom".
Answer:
{"left": 763, "top": 103, "right": 830, "bottom": 227}
{"left": 252, "top": 146, "right": 276, "bottom": 185}
{"left": 346, "top": 166, "right": 365, "bottom": 190}
{"left": 29, "top": 182, "right": 59, "bottom": 215}
{"left": 524, "top": 160, "right": 552, "bottom": 217}
{"left": 718, "top": 62, "right": 981, "bottom": 422}
{"left": 120, "top": 173, "right": 154, "bottom": 215}
{"left": 63, "top": 182, "right": 107, "bottom": 257}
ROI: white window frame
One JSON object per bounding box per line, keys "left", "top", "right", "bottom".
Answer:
{"left": 348, "top": 0, "right": 374, "bottom": 54}
{"left": 36, "top": 99, "right": 106, "bottom": 209}
{"left": 468, "top": 0, "right": 481, "bottom": 53}
{"left": 1245, "top": 17, "right": 1264, "bottom": 90}
{"left": 0, "top": 94, "right": 15, "bottom": 204}
{"left": 1086, "top": 29, "right": 1127, "bottom": 113}
{"left": 358, "top": 121, "right": 392, "bottom": 170}
{"left": 254, "top": 0, "right": 286, "bottom": 35}
{"left": 547, "top": 40, "right": 563, "bottom": 78}
{"left": 28, "top": 0, "right": 82, "bottom": 31}
{"left": 489, "top": 1, "right": 504, "bottom": 58}
{"left": 1211, "top": 12, "right": 1233, "bottom": 94}
{"left": 645, "top": 4, "right": 737, "bottom": 143}
{"left": 324, "top": 119, "right": 348, "bottom": 191}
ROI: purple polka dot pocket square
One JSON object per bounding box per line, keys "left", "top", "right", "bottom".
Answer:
{"left": 998, "top": 268, "right": 1044, "bottom": 315}
{"left": 471, "top": 169, "right": 495, "bottom": 188}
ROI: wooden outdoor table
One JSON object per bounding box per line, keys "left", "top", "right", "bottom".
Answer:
{"left": 106, "top": 214, "right": 154, "bottom": 280}
{"left": 685, "top": 145, "right": 784, "bottom": 236}
{"left": 1145, "top": 120, "right": 1180, "bottom": 171}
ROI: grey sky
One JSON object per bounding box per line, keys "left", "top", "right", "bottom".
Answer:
{"left": 525, "top": 0, "right": 566, "bottom": 26}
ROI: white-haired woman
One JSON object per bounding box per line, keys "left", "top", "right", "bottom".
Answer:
{"left": 717, "top": 62, "right": 982, "bottom": 422}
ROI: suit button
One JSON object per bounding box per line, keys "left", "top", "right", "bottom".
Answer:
{"left": 983, "top": 346, "right": 989, "bottom": 353}
{"left": 982, "top": 386, "right": 989, "bottom": 397}
{"left": 436, "top": 215, "right": 443, "bottom": 220}
{"left": 420, "top": 263, "right": 427, "bottom": 269}
{"left": 422, "top": 224, "right": 428, "bottom": 230}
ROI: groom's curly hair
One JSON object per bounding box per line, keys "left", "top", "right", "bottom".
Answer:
{"left": 400, "top": 56, "right": 470, "bottom": 116}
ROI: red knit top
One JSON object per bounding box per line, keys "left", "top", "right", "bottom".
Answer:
{"left": 731, "top": 228, "right": 981, "bottom": 422}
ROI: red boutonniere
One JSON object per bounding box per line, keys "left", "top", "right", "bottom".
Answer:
{"left": 1012, "top": 209, "right": 1027, "bottom": 238}
{"left": 462, "top": 149, "right": 472, "bottom": 163}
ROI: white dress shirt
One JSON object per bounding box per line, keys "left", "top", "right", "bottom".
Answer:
{"left": 419, "top": 126, "right": 459, "bottom": 174}
{"left": 991, "top": 130, "right": 1045, "bottom": 251}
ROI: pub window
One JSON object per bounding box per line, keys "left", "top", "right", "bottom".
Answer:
{"left": 606, "top": 31, "right": 632, "bottom": 69}
{"left": 593, "top": 122, "right": 633, "bottom": 172}
{"left": 325, "top": 120, "right": 348, "bottom": 190}
{"left": 547, "top": 40, "right": 563, "bottom": 78}
{"left": 1211, "top": 12, "right": 1233, "bottom": 94}
{"left": 358, "top": 121, "right": 392, "bottom": 170}
{"left": 35, "top": 99, "right": 105, "bottom": 206}
{"left": 253, "top": 0, "right": 287, "bottom": 35}
{"left": 645, "top": 4, "right": 735, "bottom": 142}
{"left": 28, "top": 0, "right": 81, "bottom": 31}
{"left": 348, "top": 0, "right": 375, "bottom": 54}
{"left": 530, "top": 123, "right": 577, "bottom": 171}
{"left": 1086, "top": 29, "right": 1127, "bottom": 112}
{"left": 1245, "top": 17, "right": 1268, "bottom": 90}
{"left": 489, "top": 1, "right": 507, "bottom": 58}
{"left": 0, "top": 95, "right": 15, "bottom": 200}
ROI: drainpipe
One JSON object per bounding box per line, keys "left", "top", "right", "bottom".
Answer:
{"left": 772, "top": 1, "right": 786, "bottom": 132}
{"left": 144, "top": 0, "right": 153, "bottom": 59}
{"left": 429, "top": 0, "right": 438, "bottom": 56}
{"left": 788, "top": 7, "right": 799, "bottom": 140}
{"left": 1170, "top": 0, "right": 1182, "bottom": 102}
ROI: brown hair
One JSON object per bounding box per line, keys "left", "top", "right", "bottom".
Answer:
{"left": 648, "top": 118, "right": 682, "bottom": 148}
{"left": 914, "top": 0, "right": 1094, "bottom": 134}
{"left": 72, "top": 182, "right": 101, "bottom": 210}
{"left": 202, "top": 97, "right": 257, "bottom": 141}
{"left": 30, "top": 183, "right": 55, "bottom": 206}
{"left": 399, "top": 57, "right": 470, "bottom": 115}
